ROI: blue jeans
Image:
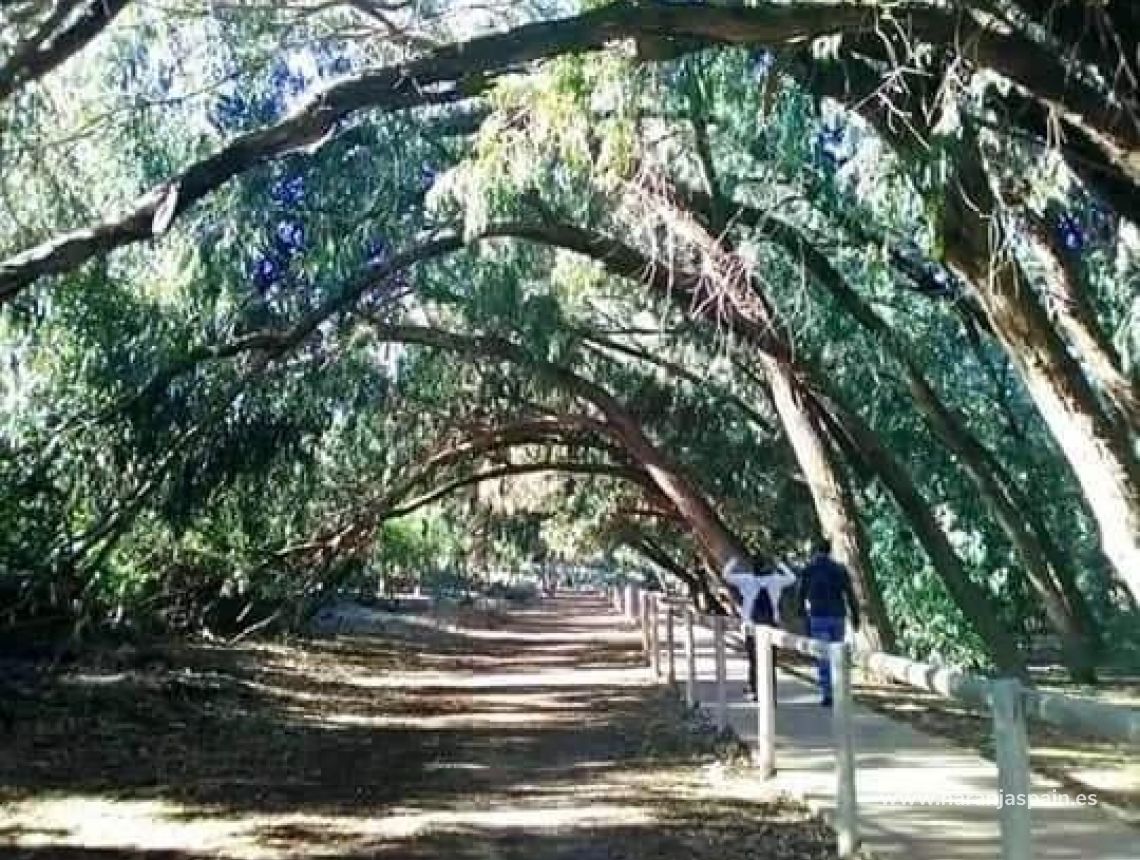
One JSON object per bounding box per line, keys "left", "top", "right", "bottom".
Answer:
{"left": 809, "top": 616, "right": 845, "bottom": 702}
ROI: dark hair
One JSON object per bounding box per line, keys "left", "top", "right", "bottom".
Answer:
{"left": 813, "top": 537, "right": 832, "bottom": 555}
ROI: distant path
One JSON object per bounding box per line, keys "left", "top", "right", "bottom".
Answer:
{"left": 665, "top": 612, "right": 1139, "bottom": 860}
{"left": 1, "top": 593, "right": 835, "bottom": 859}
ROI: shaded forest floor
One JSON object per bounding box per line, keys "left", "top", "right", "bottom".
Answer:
{"left": 0, "top": 594, "right": 835, "bottom": 859}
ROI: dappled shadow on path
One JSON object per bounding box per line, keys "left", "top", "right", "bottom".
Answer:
{"left": 0, "top": 594, "right": 835, "bottom": 859}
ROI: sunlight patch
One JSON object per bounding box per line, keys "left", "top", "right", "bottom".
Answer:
{"left": 0, "top": 796, "right": 654, "bottom": 858}
{"left": 320, "top": 710, "right": 566, "bottom": 728}
{"left": 423, "top": 762, "right": 490, "bottom": 771}
{"left": 366, "top": 803, "right": 655, "bottom": 837}
{"left": 0, "top": 797, "right": 258, "bottom": 857}
{"left": 349, "top": 667, "right": 647, "bottom": 690}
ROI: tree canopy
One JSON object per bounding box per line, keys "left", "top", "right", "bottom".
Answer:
{"left": 1, "top": 0, "right": 1137, "bottom": 678}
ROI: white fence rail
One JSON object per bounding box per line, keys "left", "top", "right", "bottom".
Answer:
{"left": 610, "top": 584, "right": 1140, "bottom": 860}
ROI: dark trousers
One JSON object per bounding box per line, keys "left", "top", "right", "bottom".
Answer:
{"left": 744, "top": 632, "right": 777, "bottom": 701}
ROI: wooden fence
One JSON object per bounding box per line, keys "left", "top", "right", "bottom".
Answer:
{"left": 608, "top": 585, "right": 1140, "bottom": 860}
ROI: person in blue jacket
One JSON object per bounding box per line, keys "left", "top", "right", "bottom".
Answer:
{"left": 797, "top": 538, "right": 861, "bottom": 707}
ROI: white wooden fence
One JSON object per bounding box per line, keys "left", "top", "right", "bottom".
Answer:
{"left": 609, "top": 584, "right": 1140, "bottom": 860}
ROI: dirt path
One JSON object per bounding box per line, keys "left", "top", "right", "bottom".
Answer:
{"left": 0, "top": 594, "right": 834, "bottom": 859}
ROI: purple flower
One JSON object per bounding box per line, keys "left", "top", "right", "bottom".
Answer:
{"left": 366, "top": 237, "right": 390, "bottom": 268}
{"left": 1056, "top": 213, "right": 1085, "bottom": 253}
{"left": 253, "top": 256, "right": 283, "bottom": 291}
{"left": 274, "top": 220, "right": 306, "bottom": 255}
{"left": 749, "top": 50, "right": 774, "bottom": 82}
{"left": 271, "top": 175, "right": 305, "bottom": 207}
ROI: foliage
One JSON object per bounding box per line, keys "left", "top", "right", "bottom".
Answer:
{"left": 0, "top": 0, "right": 1136, "bottom": 675}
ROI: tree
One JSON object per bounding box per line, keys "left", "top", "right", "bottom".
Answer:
{"left": 3, "top": 0, "right": 1136, "bottom": 677}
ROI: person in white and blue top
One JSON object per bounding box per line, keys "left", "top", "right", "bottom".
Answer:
{"left": 723, "top": 556, "right": 797, "bottom": 701}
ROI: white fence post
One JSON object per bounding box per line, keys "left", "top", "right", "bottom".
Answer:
{"left": 666, "top": 605, "right": 676, "bottom": 686}
{"left": 714, "top": 614, "right": 727, "bottom": 731}
{"left": 639, "top": 590, "right": 650, "bottom": 662}
{"left": 755, "top": 626, "right": 775, "bottom": 777}
{"left": 625, "top": 584, "right": 637, "bottom": 623}
{"left": 992, "top": 679, "right": 1032, "bottom": 860}
{"left": 685, "top": 607, "right": 697, "bottom": 707}
{"left": 650, "top": 594, "right": 661, "bottom": 677}
{"left": 831, "top": 642, "right": 858, "bottom": 858}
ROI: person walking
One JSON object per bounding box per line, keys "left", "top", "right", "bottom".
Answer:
{"left": 723, "top": 556, "right": 796, "bottom": 702}
{"left": 797, "top": 538, "right": 860, "bottom": 706}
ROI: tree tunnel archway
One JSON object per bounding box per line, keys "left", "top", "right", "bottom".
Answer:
{"left": 2, "top": 0, "right": 1137, "bottom": 679}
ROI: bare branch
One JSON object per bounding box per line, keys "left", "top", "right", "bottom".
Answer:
{"left": 0, "top": 0, "right": 132, "bottom": 103}
{"left": 4, "top": 0, "right": 1126, "bottom": 301}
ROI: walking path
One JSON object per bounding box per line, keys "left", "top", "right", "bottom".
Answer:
{"left": 647, "top": 608, "right": 1138, "bottom": 860}
{"left": 1, "top": 593, "right": 835, "bottom": 860}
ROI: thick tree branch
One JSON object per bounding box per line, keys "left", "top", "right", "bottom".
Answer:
{"left": 383, "top": 461, "right": 647, "bottom": 521}
{"left": 2, "top": 0, "right": 1129, "bottom": 301}
{"left": 0, "top": 0, "right": 131, "bottom": 102}
{"left": 362, "top": 321, "right": 751, "bottom": 570}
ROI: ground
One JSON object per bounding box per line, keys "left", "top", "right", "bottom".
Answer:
{"left": 0, "top": 595, "right": 835, "bottom": 859}
{"left": 779, "top": 653, "right": 1139, "bottom": 822}
{"left": 852, "top": 672, "right": 1140, "bottom": 821}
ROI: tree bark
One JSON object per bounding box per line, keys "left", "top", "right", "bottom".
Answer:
{"left": 523, "top": 208, "right": 1019, "bottom": 669}
{"left": 818, "top": 389, "right": 1029, "bottom": 676}
{"left": 764, "top": 357, "right": 895, "bottom": 652}
{"left": 798, "top": 48, "right": 1140, "bottom": 610}
{"left": 137, "top": 217, "right": 1022, "bottom": 665}
{"left": 3, "top": 0, "right": 1134, "bottom": 302}
{"left": 0, "top": 0, "right": 132, "bottom": 103}
{"left": 619, "top": 527, "right": 715, "bottom": 608}
{"left": 989, "top": 88, "right": 1140, "bottom": 225}
{"left": 1000, "top": 0, "right": 1139, "bottom": 116}
{"left": 738, "top": 207, "right": 1099, "bottom": 678}
{"left": 664, "top": 183, "right": 895, "bottom": 652}
{"left": 367, "top": 323, "right": 753, "bottom": 574}
{"left": 941, "top": 140, "right": 1140, "bottom": 607}
{"left": 1024, "top": 214, "right": 1140, "bottom": 435}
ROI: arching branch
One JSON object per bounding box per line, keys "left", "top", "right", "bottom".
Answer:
{"left": 383, "top": 461, "right": 649, "bottom": 521}
{"left": 2, "top": 0, "right": 1131, "bottom": 301}
{"left": 0, "top": 0, "right": 131, "bottom": 103}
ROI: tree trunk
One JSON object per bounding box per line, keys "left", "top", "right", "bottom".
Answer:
{"left": 798, "top": 49, "right": 1140, "bottom": 609}
{"left": 0, "top": 0, "right": 133, "bottom": 103}
{"left": 764, "top": 357, "right": 896, "bottom": 652}
{"left": 373, "top": 324, "right": 753, "bottom": 578}
{"left": 4, "top": 1, "right": 1135, "bottom": 303}
{"left": 942, "top": 143, "right": 1140, "bottom": 608}
{"left": 397, "top": 221, "right": 1011, "bottom": 665}
{"left": 635, "top": 188, "right": 897, "bottom": 652}
{"left": 623, "top": 530, "right": 715, "bottom": 608}
{"left": 1024, "top": 214, "right": 1140, "bottom": 435}
{"left": 152, "top": 216, "right": 1045, "bottom": 669}
{"left": 756, "top": 215, "right": 1100, "bottom": 678}
{"left": 903, "top": 367, "right": 1100, "bottom": 679}
{"left": 819, "top": 390, "right": 1029, "bottom": 676}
